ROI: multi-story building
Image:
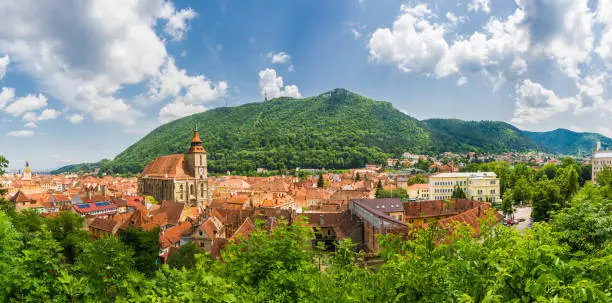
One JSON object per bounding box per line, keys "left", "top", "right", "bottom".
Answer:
{"left": 429, "top": 172, "right": 500, "bottom": 202}
{"left": 138, "top": 128, "right": 209, "bottom": 206}
{"left": 592, "top": 141, "right": 612, "bottom": 184}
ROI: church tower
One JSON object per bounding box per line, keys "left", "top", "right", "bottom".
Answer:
{"left": 185, "top": 127, "right": 208, "bottom": 206}
{"left": 22, "top": 161, "right": 32, "bottom": 181}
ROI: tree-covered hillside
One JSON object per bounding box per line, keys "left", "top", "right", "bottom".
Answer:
{"left": 105, "top": 89, "right": 434, "bottom": 174}
{"left": 523, "top": 128, "right": 612, "bottom": 156}
{"left": 424, "top": 119, "right": 540, "bottom": 153}
{"left": 52, "top": 89, "right": 611, "bottom": 175}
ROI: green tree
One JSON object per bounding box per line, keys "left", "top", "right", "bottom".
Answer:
{"left": 355, "top": 172, "right": 361, "bottom": 181}
{"left": 317, "top": 173, "right": 324, "bottom": 188}
{"left": 44, "top": 211, "right": 90, "bottom": 264}
{"left": 119, "top": 226, "right": 160, "bottom": 275}
{"left": 0, "top": 156, "right": 7, "bottom": 196}
{"left": 407, "top": 174, "right": 427, "bottom": 185}
{"left": 531, "top": 180, "right": 563, "bottom": 222}
{"left": 596, "top": 166, "right": 612, "bottom": 187}
{"left": 501, "top": 190, "right": 515, "bottom": 217}
{"left": 168, "top": 242, "right": 202, "bottom": 269}
{"left": 512, "top": 177, "right": 532, "bottom": 205}
{"left": 75, "top": 237, "right": 135, "bottom": 299}
{"left": 451, "top": 186, "right": 467, "bottom": 199}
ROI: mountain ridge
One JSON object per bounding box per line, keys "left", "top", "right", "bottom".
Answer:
{"left": 52, "top": 88, "right": 612, "bottom": 174}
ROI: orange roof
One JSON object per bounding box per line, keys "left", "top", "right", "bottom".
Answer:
{"left": 161, "top": 221, "right": 193, "bottom": 247}
{"left": 10, "top": 190, "right": 32, "bottom": 203}
{"left": 232, "top": 217, "right": 256, "bottom": 240}
{"left": 191, "top": 129, "right": 202, "bottom": 143}
{"left": 142, "top": 154, "right": 193, "bottom": 179}
{"left": 202, "top": 218, "right": 217, "bottom": 239}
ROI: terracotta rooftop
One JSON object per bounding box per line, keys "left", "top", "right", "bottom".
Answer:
{"left": 161, "top": 221, "right": 193, "bottom": 248}
{"left": 89, "top": 217, "right": 116, "bottom": 232}
{"left": 142, "top": 154, "right": 194, "bottom": 179}
{"left": 10, "top": 190, "right": 32, "bottom": 203}
{"left": 232, "top": 217, "right": 256, "bottom": 240}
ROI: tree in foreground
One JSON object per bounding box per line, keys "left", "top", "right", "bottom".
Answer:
{"left": 451, "top": 185, "right": 467, "bottom": 199}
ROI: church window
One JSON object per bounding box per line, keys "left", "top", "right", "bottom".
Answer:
{"left": 200, "top": 184, "right": 204, "bottom": 197}
{"left": 190, "top": 184, "right": 194, "bottom": 195}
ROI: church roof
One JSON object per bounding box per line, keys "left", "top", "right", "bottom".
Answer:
{"left": 187, "top": 128, "right": 206, "bottom": 154}
{"left": 10, "top": 190, "right": 32, "bottom": 203}
{"left": 142, "top": 154, "right": 194, "bottom": 179}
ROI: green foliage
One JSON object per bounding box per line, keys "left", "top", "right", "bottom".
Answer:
{"left": 54, "top": 90, "right": 610, "bottom": 175}
{"left": 376, "top": 187, "right": 409, "bottom": 199}
{"left": 407, "top": 174, "right": 427, "bottom": 185}
{"left": 532, "top": 180, "right": 564, "bottom": 222}
{"left": 501, "top": 190, "right": 514, "bottom": 216}
{"left": 168, "top": 242, "right": 202, "bottom": 270}
{"left": 597, "top": 166, "right": 612, "bottom": 187}
{"left": 44, "top": 211, "right": 90, "bottom": 264}
{"left": 119, "top": 226, "right": 160, "bottom": 276}
{"left": 317, "top": 173, "right": 324, "bottom": 188}
{"left": 451, "top": 186, "right": 467, "bottom": 199}
{"left": 523, "top": 128, "right": 612, "bottom": 156}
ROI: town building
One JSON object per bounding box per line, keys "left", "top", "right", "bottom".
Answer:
{"left": 429, "top": 172, "right": 500, "bottom": 202}
{"left": 405, "top": 183, "right": 430, "bottom": 201}
{"left": 138, "top": 128, "right": 209, "bottom": 206}
{"left": 592, "top": 141, "right": 612, "bottom": 184}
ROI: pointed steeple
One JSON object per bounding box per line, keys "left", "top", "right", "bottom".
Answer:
{"left": 187, "top": 126, "right": 205, "bottom": 154}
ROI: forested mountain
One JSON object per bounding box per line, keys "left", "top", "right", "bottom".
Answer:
{"left": 52, "top": 89, "right": 611, "bottom": 175}
{"left": 523, "top": 128, "right": 612, "bottom": 156}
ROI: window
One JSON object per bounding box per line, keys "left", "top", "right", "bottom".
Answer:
{"left": 190, "top": 184, "right": 194, "bottom": 195}
{"left": 200, "top": 183, "right": 204, "bottom": 197}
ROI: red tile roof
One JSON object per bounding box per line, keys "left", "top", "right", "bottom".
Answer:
{"left": 142, "top": 154, "right": 194, "bottom": 179}
{"left": 160, "top": 221, "right": 193, "bottom": 248}
{"left": 232, "top": 217, "right": 256, "bottom": 240}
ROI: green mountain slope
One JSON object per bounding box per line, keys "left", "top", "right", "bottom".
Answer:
{"left": 522, "top": 129, "right": 612, "bottom": 156}
{"left": 52, "top": 89, "right": 611, "bottom": 175}
{"left": 102, "top": 89, "right": 434, "bottom": 174}
{"left": 423, "top": 119, "right": 540, "bottom": 153}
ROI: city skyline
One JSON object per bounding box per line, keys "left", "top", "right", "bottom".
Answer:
{"left": 1, "top": 0, "right": 612, "bottom": 170}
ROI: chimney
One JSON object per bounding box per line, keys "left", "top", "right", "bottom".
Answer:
{"left": 596, "top": 141, "right": 602, "bottom": 151}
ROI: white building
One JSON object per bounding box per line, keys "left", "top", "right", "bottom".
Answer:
{"left": 429, "top": 172, "right": 500, "bottom": 202}
{"left": 592, "top": 141, "right": 612, "bottom": 184}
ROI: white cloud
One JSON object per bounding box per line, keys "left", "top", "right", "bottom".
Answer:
{"left": 0, "top": 87, "right": 15, "bottom": 109}
{"left": 67, "top": 113, "right": 84, "bottom": 124}
{"left": 258, "top": 68, "right": 301, "bottom": 99}
{"left": 0, "top": 0, "right": 221, "bottom": 126}
{"left": 468, "top": 0, "right": 491, "bottom": 14}
{"left": 22, "top": 112, "right": 37, "bottom": 122}
{"left": 24, "top": 122, "right": 36, "bottom": 128}
{"left": 598, "top": 127, "right": 612, "bottom": 138}
{"left": 457, "top": 77, "right": 467, "bottom": 86}
{"left": 0, "top": 55, "right": 9, "bottom": 80}
{"left": 37, "top": 108, "right": 61, "bottom": 121}
{"left": 511, "top": 79, "right": 576, "bottom": 124}
{"left": 596, "top": 0, "right": 612, "bottom": 67}
{"left": 158, "top": 102, "right": 207, "bottom": 123}
{"left": 8, "top": 130, "right": 34, "bottom": 137}
{"left": 159, "top": 2, "right": 198, "bottom": 41}
{"left": 149, "top": 58, "right": 228, "bottom": 104}
{"left": 351, "top": 29, "right": 362, "bottom": 39}
{"left": 268, "top": 52, "right": 291, "bottom": 64}
{"left": 368, "top": 4, "right": 449, "bottom": 74}
{"left": 4, "top": 94, "right": 48, "bottom": 117}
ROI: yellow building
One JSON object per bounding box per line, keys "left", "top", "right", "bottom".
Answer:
{"left": 406, "top": 183, "right": 430, "bottom": 201}
{"left": 429, "top": 172, "right": 499, "bottom": 203}
{"left": 592, "top": 141, "right": 612, "bottom": 184}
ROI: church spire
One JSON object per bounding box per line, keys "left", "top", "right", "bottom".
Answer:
{"left": 188, "top": 127, "right": 205, "bottom": 154}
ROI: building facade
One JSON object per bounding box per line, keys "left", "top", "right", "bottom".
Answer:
{"left": 429, "top": 172, "right": 500, "bottom": 202}
{"left": 138, "top": 128, "right": 209, "bottom": 206}
{"left": 592, "top": 141, "right": 612, "bottom": 184}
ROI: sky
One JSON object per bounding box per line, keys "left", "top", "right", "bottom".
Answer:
{"left": 1, "top": 0, "right": 612, "bottom": 170}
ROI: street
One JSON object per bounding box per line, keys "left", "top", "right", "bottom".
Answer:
{"left": 511, "top": 206, "right": 532, "bottom": 232}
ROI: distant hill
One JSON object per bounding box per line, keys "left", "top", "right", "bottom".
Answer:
{"left": 522, "top": 129, "right": 612, "bottom": 156}
{"left": 52, "top": 89, "right": 612, "bottom": 175}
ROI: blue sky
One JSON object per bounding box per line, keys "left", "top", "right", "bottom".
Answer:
{"left": 1, "top": 0, "right": 611, "bottom": 170}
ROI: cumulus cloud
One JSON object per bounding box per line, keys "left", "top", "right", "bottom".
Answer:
{"left": 158, "top": 102, "right": 207, "bottom": 123}
{"left": 258, "top": 68, "right": 301, "bottom": 99}
{"left": 159, "top": 2, "right": 198, "bottom": 40}
{"left": 596, "top": 0, "right": 612, "bottom": 67}
{"left": 0, "top": 0, "right": 221, "bottom": 126}
{"left": 0, "top": 55, "right": 9, "bottom": 80}
{"left": 511, "top": 79, "right": 576, "bottom": 124}
{"left": 8, "top": 130, "right": 34, "bottom": 137}
{"left": 268, "top": 52, "right": 291, "bottom": 64}
{"left": 0, "top": 87, "right": 15, "bottom": 109}
{"left": 4, "top": 94, "right": 48, "bottom": 117}
{"left": 468, "top": 0, "right": 491, "bottom": 14}
{"left": 368, "top": 4, "right": 449, "bottom": 74}
{"left": 37, "top": 108, "right": 61, "bottom": 121}
{"left": 24, "top": 122, "right": 36, "bottom": 128}
{"left": 67, "top": 114, "right": 84, "bottom": 124}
